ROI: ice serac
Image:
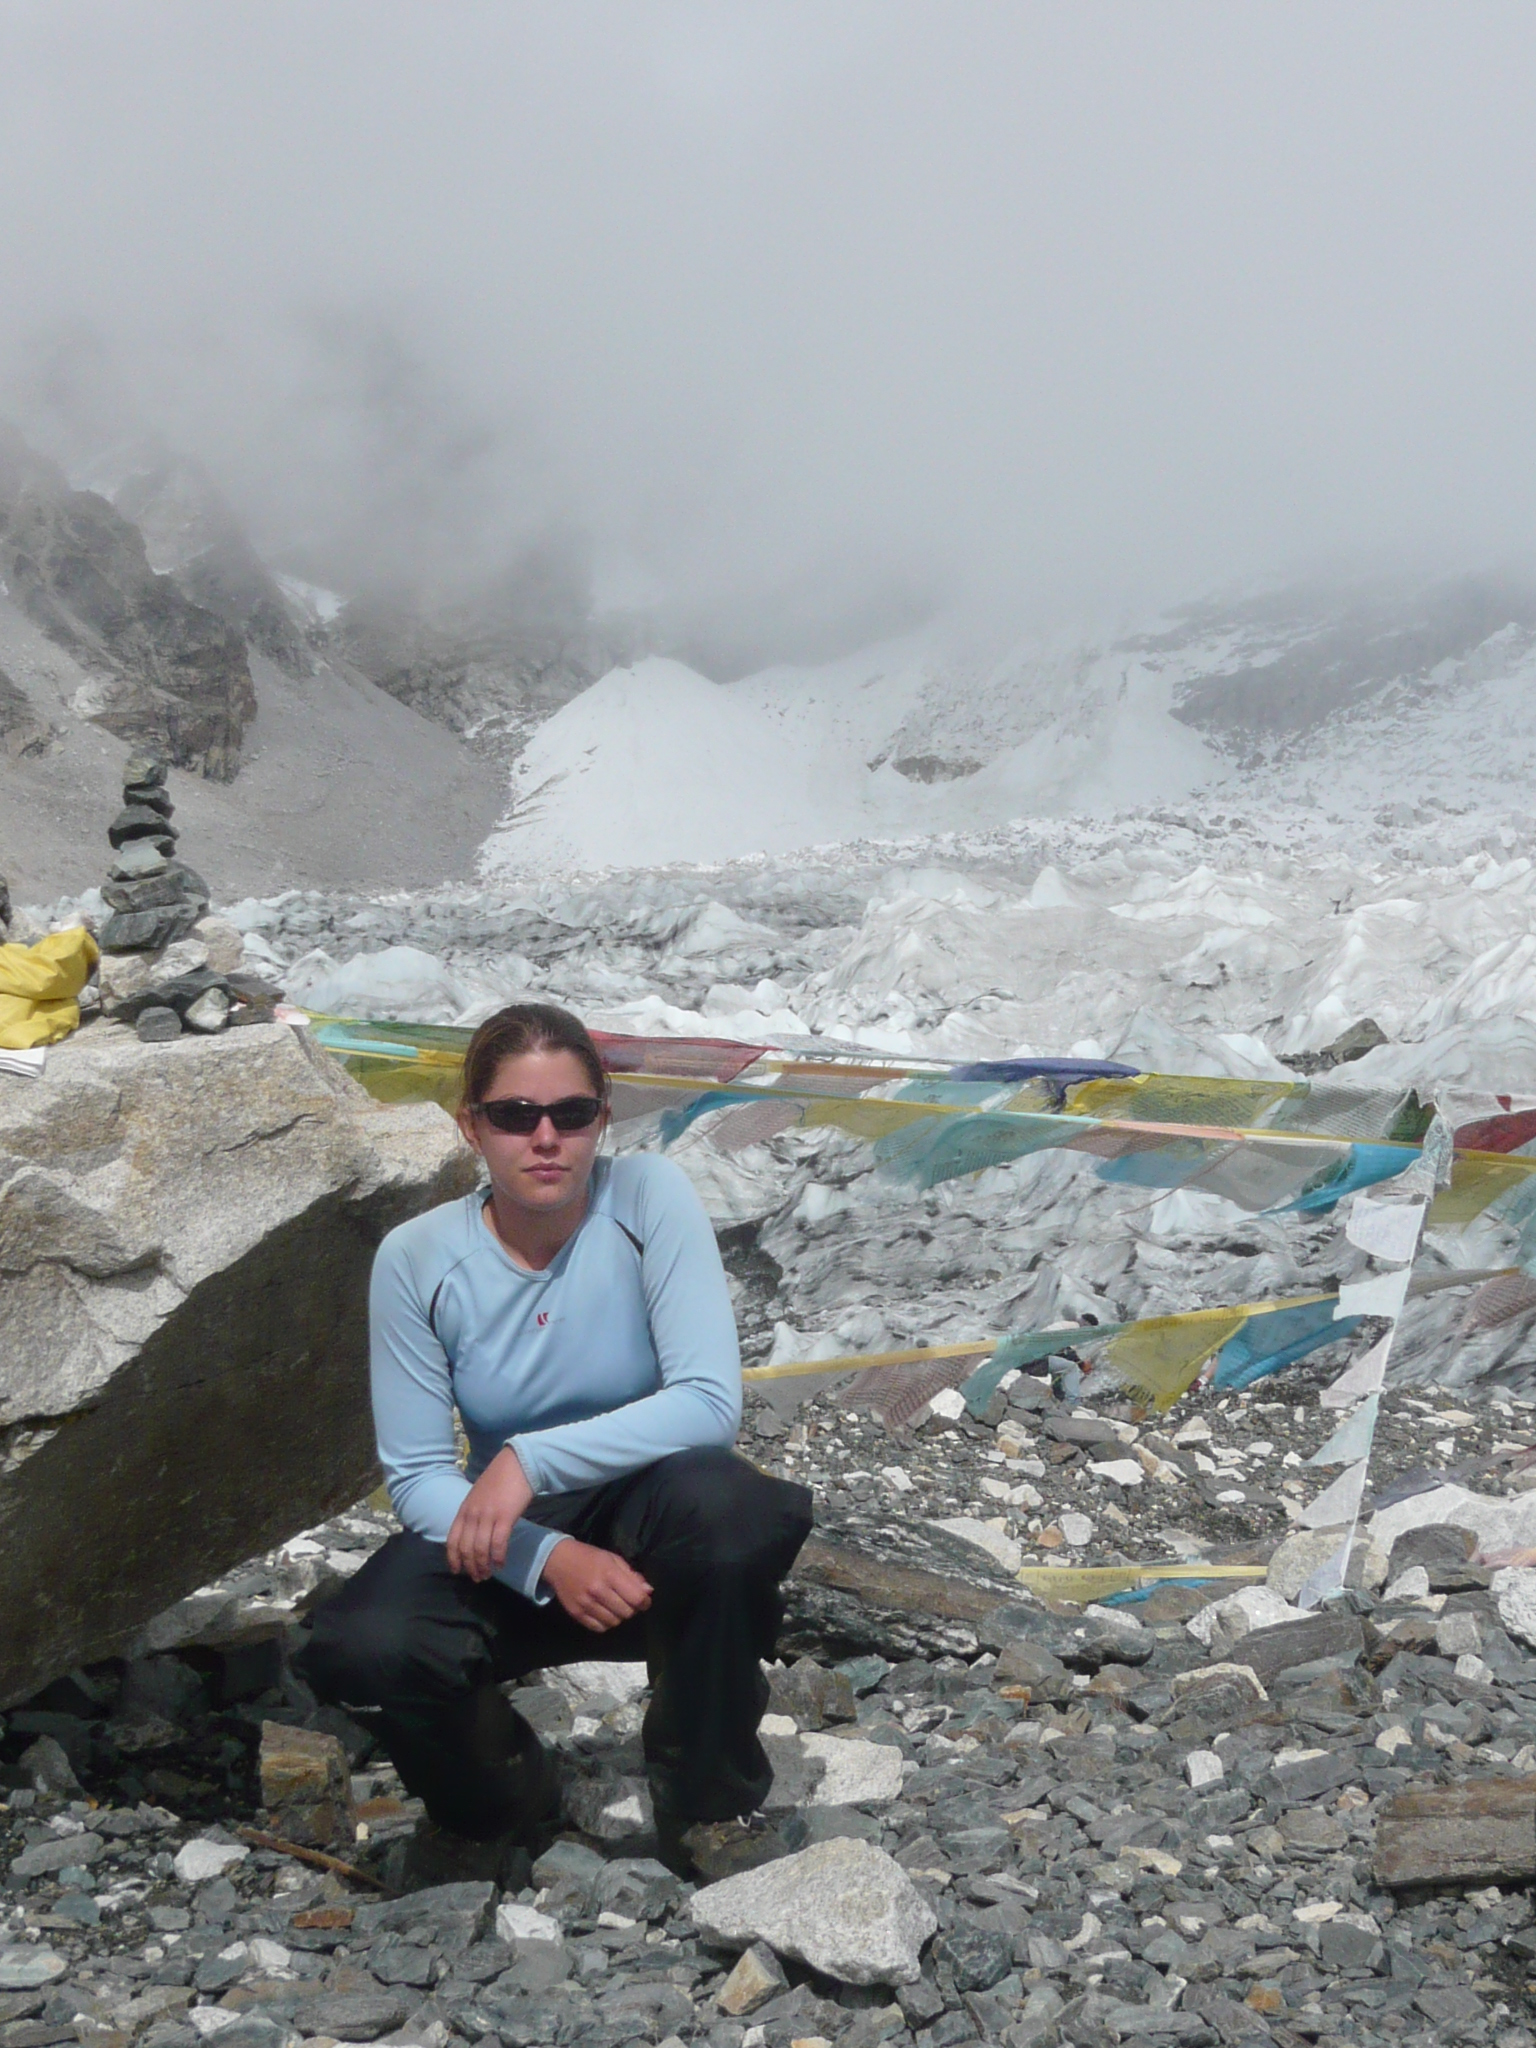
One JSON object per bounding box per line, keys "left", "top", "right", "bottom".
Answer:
{"left": 0, "top": 1020, "right": 476, "bottom": 1706}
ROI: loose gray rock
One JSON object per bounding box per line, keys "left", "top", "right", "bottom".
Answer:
{"left": 136, "top": 1005, "right": 183, "bottom": 1042}
{"left": 0, "top": 1950, "right": 66, "bottom": 1991}
{"left": 103, "top": 904, "right": 202, "bottom": 954}
{"left": 563, "top": 1771, "right": 652, "bottom": 1839}
{"left": 688, "top": 1836, "right": 938, "bottom": 1985}
{"left": 184, "top": 987, "right": 231, "bottom": 1033}
{"left": 18, "top": 1735, "right": 81, "bottom": 1795}
{"left": 9, "top": 1831, "right": 104, "bottom": 1878}
{"left": 296, "top": 1992, "right": 411, "bottom": 2040}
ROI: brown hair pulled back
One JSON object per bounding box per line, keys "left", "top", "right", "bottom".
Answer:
{"left": 459, "top": 1002, "right": 609, "bottom": 1114}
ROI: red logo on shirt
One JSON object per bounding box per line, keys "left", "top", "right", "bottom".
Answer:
{"left": 536, "top": 1311, "right": 550, "bottom": 1327}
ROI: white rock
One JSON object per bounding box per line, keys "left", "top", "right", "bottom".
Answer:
{"left": 1184, "top": 1750, "right": 1225, "bottom": 1790}
{"left": 1456, "top": 1653, "right": 1492, "bottom": 1685}
{"left": 246, "top": 1938, "right": 291, "bottom": 1972}
{"left": 1135, "top": 1445, "right": 1180, "bottom": 1484}
{"left": 1383, "top": 1566, "right": 1431, "bottom": 1602}
{"left": 188, "top": 2013, "right": 245, "bottom": 2039}
{"left": 1371, "top": 1482, "right": 1536, "bottom": 1560}
{"left": 759, "top": 1713, "right": 799, "bottom": 1737}
{"left": 1293, "top": 1900, "right": 1343, "bottom": 1925}
{"left": 1171, "top": 1662, "right": 1267, "bottom": 1702}
{"left": 173, "top": 1839, "right": 249, "bottom": 1885}
{"left": 880, "top": 1467, "right": 915, "bottom": 1493}
{"left": 1374, "top": 1725, "right": 1412, "bottom": 1753}
{"left": 547, "top": 1660, "right": 650, "bottom": 1708}
{"left": 495, "top": 1901, "right": 563, "bottom": 1944}
{"left": 1088, "top": 1460, "right": 1143, "bottom": 1489}
{"left": 1493, "top": 1567, "right": 1536, "bottom": 1650}
{"left": 1059, "top": 1512, "right": 1094, "bottom": 1548}
{"left": 0, "top": 1948, "right": 67, "bottom": 1991}
{"left": 1266, "top": 1527, "right": 1386, "bottom": 1602}
{"left": 929, "top": 1517, "right": 1022, "bottom": 1574}
{"left": 1082, "top": 1603, "right": 1144, "bottom": 1633}
{"left": 98, "top": 936, "right": 211, "bottom": 1002}
{"left": 689, "top": 1837, "right": 937, "bottom": 1986}
{"left": 192, "top": 917, "right": 246, "bottom": 973}
{"left": 927, "top": 1388, "right": 968, "bottom": 1422}
{"left": 1186, "top": 1586, "right": 1301, "bottom": 1648}
{"left": 801, "top": 1734, "right": 905, "bottom": 1807}
{"left": 185, "top": 987, "right": 232, "bottom": 1034}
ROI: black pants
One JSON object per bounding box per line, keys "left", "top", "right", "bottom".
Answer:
{"left": 296, "top": 1446, "right": 813, "bottom": 1839}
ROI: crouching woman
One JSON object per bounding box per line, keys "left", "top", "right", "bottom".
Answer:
{"left": 298, "top": 1002, "right": 812, "bottom": 1882}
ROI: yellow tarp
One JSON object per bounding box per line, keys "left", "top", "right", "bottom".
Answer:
{"left": 0, "top": 927, "right": 99, "bottom": 1049}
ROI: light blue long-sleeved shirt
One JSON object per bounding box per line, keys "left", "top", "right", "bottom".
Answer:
{"left": 369, "top": 1153, "right": 742, "bottom": 1600}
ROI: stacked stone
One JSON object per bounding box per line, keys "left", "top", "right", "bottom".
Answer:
{"left": 90, "top": 752, "right": 283, "bottom": 1041}
{"left": 98, "top": 753, "right": 211, "bottom": 955}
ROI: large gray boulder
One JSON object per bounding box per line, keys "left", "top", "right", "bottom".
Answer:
{"left": 0, "top": 1020, "right": 476, "bottom": 1704}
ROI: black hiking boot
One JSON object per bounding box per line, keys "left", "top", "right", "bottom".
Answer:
{"left": 654, "top": 1807, "right": 790, "bottom": 1883}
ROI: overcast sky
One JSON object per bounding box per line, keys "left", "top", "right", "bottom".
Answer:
{"left": 2, "top": 1, "right": 1535, "bottom": 641}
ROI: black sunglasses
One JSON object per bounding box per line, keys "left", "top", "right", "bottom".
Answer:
{"left": 474, "top": 1094, "right": 604, "bottom": 1136}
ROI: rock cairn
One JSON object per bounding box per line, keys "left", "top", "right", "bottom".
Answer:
{"left": 99, "top": 754, "right": 211, "bottom": 956}
{"left": 93, "top": 752, "right": 283, "bottom": 1041}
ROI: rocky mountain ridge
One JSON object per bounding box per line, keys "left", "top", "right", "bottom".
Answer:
{"left": 5, "top": 409, "right": 1536, "bottom": 896}
{"left": 0, "top": 426, "right": 256, "bottom": 780}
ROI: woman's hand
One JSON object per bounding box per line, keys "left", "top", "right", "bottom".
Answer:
{"left": 446, "top": 1445, "right": 534, "bottom": 1580}
{"left": 541, "top": 1540, "right": 653, "bottom": 1631}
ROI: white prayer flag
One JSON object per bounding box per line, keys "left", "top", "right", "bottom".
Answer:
{"left": 1298, "top": 1458, "right": 1370, "bottom": 1529}
{"left": 1345, "top": 1192, "right": 1425, "bottom": 1265}
{"left": 1307, "top": 1393, "right": 1380, "bottom": 1467}
{"left": 1296, "top": 1536, "right": 1352, "bottom": 1612}
{"left": 1319, "top": 1333, "right": 1392, "bottom": 1409}
{"left": 1335, "top": 1267, "right": 1412, "bottom": 1321}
